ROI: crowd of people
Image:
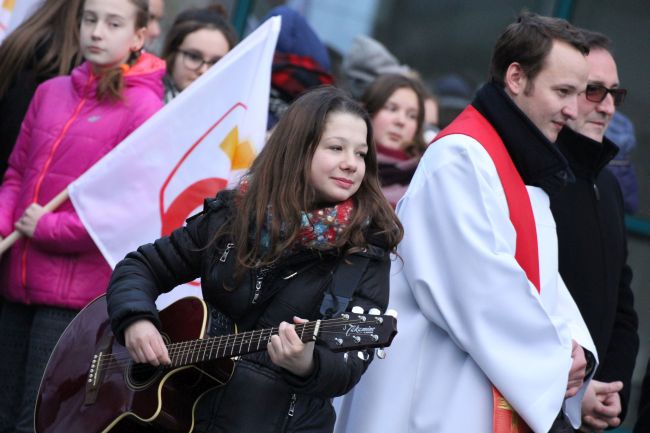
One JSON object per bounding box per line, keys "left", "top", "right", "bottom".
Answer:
{"left": 0, "top": 1, "right": 645, "bottom": 432}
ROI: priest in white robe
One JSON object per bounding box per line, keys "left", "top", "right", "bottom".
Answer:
{"left": 334, "top": 13, "right": 597, "bottom": 433}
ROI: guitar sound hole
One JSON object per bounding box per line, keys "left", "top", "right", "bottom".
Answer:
{"left": 125, "top": 362, "right": 164, "bottom": 390}
{"left": 124, "top": 332, "right": 170, "bottom": 390}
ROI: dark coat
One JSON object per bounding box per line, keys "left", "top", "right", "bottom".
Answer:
{"left": 0, "top": 65, "right": 50, "bottom": 180}
{"left": 551, "top": 127, "right": 639, "bottom": 422}
{"left": 107, "top": 190, "right": 391, "bottom": 433}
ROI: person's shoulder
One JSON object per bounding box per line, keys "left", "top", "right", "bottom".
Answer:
{"left": 35, "top": 75, "right": 71, "bottom": 95}
{"left": 27, "top": 75, "right": 72, "bottom": 111}
{"left": 418, "top": 132, "right": 495, "bottom": 177}
{"left": 360, "top": 226, "right": 391, "bottom": 258}
{"left": 123, "top": 54, "right": 166, "bottom": 104}
{"left": 183, "top": 189, "right": 237, "bottom": 228}
{"left": 207, "top": 189, "right": 237, "bottom": 211}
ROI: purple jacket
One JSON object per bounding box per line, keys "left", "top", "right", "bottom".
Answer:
{"left": 0, "top": 52, "right": 165, "bottom": 309}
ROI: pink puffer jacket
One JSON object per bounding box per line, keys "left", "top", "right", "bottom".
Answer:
{"left": 0, "top": 53, "right": 165, "bottom": 309}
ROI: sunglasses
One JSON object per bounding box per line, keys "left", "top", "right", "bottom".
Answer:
{"left": 585, "top": 84, "right": 627, "bottom": 106}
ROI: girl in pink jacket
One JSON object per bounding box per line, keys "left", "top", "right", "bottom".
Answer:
{"left": 0, "top": 1, "right": 164, "bottom": 431}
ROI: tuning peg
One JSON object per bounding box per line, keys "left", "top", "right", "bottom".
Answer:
{"left": 368, "top": 308, "right": 381, "bottom": 315}
{"left": 386, "top": 309, "right": 398, "bottom": 318}
{"left": 376, "top": 348, "right": 386, "bottom": 359}
{"left": 357, "top": 350, "right": 369, "bottom": 361}
{"left": 351, "top": 306, "right": 364, "bottom": 314}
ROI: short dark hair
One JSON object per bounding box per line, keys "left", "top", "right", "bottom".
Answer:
{"left": 489, "top": 12, "right": 589, "bottom": 87}
{"left": 580, "top": 28, "right": 612, "bottom": 52}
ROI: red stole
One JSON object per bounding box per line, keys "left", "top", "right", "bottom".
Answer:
{"left": 434, "top": 105, "right": 539, "bottom": 433}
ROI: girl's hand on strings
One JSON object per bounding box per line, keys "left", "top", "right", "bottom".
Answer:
{"left": 15, "top": 203, "right": 46, "bottom": 237}
{"left": 124, "top": 319, "right": 171, "bottom": 366}
{"left": 268, "top": 316, "right": 315, "bottom": 377}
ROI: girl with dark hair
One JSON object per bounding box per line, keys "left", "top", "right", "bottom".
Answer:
{"left": 0, "top": 1, "right": 164, "bottom": 431}
{"left": 361, "top": 73, "right": 426, "bottom": 207}
{"left": 106, "top": 86, "right": 402, "bottom": 432}
{"left": 161, "top": 3, "right": 237, "bottom": 103}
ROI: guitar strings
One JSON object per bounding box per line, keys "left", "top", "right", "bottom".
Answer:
{"left": 97, "top": 318, "right": 382, "bottom": 372}
{"left": 92, "top": 318, "right": 389, "bottom": 374}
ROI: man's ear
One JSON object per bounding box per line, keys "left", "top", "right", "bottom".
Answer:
{"left": 504, "top": 62, "right": 527, "bottom": 96}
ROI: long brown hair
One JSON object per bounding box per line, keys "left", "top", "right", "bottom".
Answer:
{"left": 228, "top": 86, "right": 402, "bottom": 272}
{"left": 93, "top": 0, "right": 149, "bottom": 102}
{"left": 0, "top": 0, "right": 84, "bottom": 99}
{"left": 362, "top": 73, "right": 427, "bottom": 157}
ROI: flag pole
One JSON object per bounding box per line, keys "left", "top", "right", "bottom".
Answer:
{"left": 0, "top": 189, "right": 69, "bottom": 255}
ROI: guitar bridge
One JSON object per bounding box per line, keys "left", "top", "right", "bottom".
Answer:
{"left": 85, "top": 334, "right": 112, "bottom": 405}
{"left": 84, "top": 352, "right": 103, "bottom": 405}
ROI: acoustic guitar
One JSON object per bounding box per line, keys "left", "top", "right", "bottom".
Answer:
{"left": 35, "top": 295, "right": 397, "bottom": 433}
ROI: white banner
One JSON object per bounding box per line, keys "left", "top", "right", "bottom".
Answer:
{"left": 69, "top": 16, "right": 281, "bottom": 308}
{"left": 0, "top": 0, "right": 41, "bottom": 44}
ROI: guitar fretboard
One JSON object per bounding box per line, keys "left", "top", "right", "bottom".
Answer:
{"left": 166, "top": 321, "right": 318, "bottom": 367}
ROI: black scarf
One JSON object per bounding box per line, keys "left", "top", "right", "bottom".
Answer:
{"left": 471, "top": 82, "right": 574, "bottom": 196}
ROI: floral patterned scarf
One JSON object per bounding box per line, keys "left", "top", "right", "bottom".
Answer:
{"left": 259, "top": 199, "right": 355, "bottom": 252}
{"left": 295, "top": 199, "right": 354, "bottom": 249}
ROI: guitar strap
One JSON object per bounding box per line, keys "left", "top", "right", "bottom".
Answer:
{"left": 320, "top": 254, "right": 370, "bottom": 318}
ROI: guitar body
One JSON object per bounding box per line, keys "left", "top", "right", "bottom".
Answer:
{"left": 35, "top": 296, "right": 234, "bottom": 433}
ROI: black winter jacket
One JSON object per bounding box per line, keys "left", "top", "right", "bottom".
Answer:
{"left": 551, "top": 127, "right": 639, "bottom": 423}
{"left": 106, "top": 190, "right": 391, "bottom": 433}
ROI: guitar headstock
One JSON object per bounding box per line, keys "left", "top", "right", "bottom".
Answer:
{"left": 317, "top": 309, "right": 397, "bottom": 352}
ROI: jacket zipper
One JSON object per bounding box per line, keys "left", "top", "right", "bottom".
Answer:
{"left": 21, "top": 74, "right": 94, "bottom": 289}
{"left": 592, "top": 182, "right": 600, "bottom": 201}
{"left": 252, "top": 278, "right": 263, "bottom": 304}
{"left": 287, "top": 393, "right": 296, "bottom": 417}
{"left": 251, "top": 265, "right": 274, "bottom": 304}
{"left": 219, "top": 242, "right": 234, "bottom": 262}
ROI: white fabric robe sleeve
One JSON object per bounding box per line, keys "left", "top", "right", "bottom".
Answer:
{"left": 395, "top": 134, "right": 593, "bottom": 432}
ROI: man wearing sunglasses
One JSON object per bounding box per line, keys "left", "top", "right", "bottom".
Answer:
{"left": 550, "top": 30, "right": 639, "bottom": 433}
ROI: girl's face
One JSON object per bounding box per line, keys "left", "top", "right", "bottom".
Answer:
{"left": 372, "top": 87, "right": 419, "bottom": 151}
{"left": 310, "top": 112, "right": 368, "bottom": 205}
{"left": 172, "top": 28, "right": 230, "bottom": 91}
{"left": 80, "top": 0, "right": 145, "bottom": 72}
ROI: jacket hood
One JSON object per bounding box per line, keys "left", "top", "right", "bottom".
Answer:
{"left": 342, "top": 35, "right": 410, "bottom": 99}
{"left": 262, "top": 6, "right": 331, "bottom": 72}
{"left": 71, "top": 52, "right": 166, "bottom": 100}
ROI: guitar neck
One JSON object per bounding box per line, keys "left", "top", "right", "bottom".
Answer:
{"left": 165, "top": 321, "right": 318, "bottom": 367}
{"left": 163, "top": 312, "right": 395, "bottom": 368}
